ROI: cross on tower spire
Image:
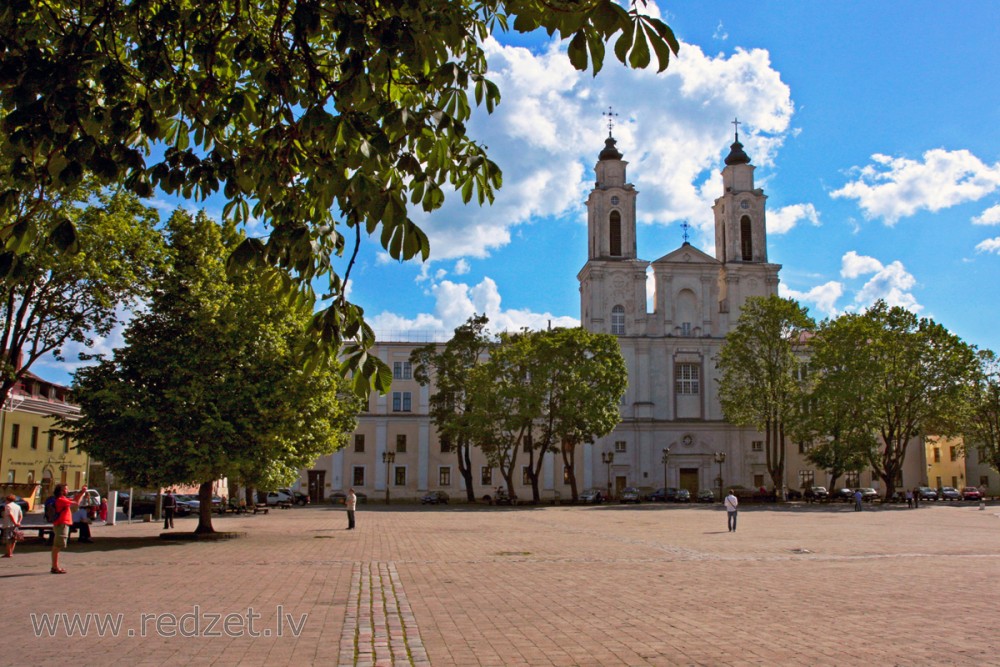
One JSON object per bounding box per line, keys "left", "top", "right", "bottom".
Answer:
{"left": 731, "top": 117, "right": 741, "bottom": 142}
{"left": 603, "top": 106, "right": 619, "bottom": 137}
{"left": 680, "top": 220, "right": 691, "bottom": 245}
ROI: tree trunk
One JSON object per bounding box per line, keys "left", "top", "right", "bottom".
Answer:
{"left": 561, "top": 443, "right": 578, "bottom": 501}
{"left": 195, "top": 481, "right": 215, "bottom": 534}
{"left": 457, "top": 441, "right": 476, "bottom": 502}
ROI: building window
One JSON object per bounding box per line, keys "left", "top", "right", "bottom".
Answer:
{"left": 935, "top": 476, "right": 942, "bottom": 488}
{"left": 675, "top": 364, "right": 700, "bottom": 395}
{"left": 396, "top": 434, "right": 407, "bottom": 453}
{"left": 522, "top": 432, "right": 532, "bottom": 453}
{"left": 439, "top": 467, "right": 451, "bottom": 486}
{"left": 440, "top": 435, "right": 451, "bottom": 453}
{"left": 522, "top": 466, "right": 531, "bottom": 485}
{"left": 845, "top": 472, "right": 859, "bottom": 487}
{"left": 751, "top": 440, "right": 763, "bottom": 452}
{"left": 481, "top": 467, "right": 493, "bottom": 486}
{"left": 740, "top": 215, "right": 753, "bottom": 261}
{"left": 30, "top": 426, "right": 39, "bottom": 450}
{"left": 611, "top": 305, "right": 625, "bottom": 335}
{"left": 354, "top": 434, "right": 365, "bottom": 453}
{"left": 680, "top": 322, "right": 691, "bottom": 336}
{"left": 980, "top": 476, "right": 989, "bottom": 487}
{"left": 394, "top": 467, "right": 406, "bottom": 486}
{"left": 951, "top": 475, "right": 958, "bottom": 488}
{"left": 949, "top": 446, "right": 957, "bottom": 462}
{"left": 353, "top": 467, "right": 365, "bottom": 486}
{"left": 63, "top": 435, "right": 69, "bottom": 453}
{"left": 933, "top": 447, "right": 941, "bottom": 463}
{"left": 10, "top": 424, "right": 18, "bottom": 449}
{"left": 797, "top": 441, "right": 812, "bottom": 454}
{"left": 47, "top": 431, "right": 55, "bottom": 451}
{"left": 392, "top": 392, "right": 412, "bottom": 412}
{"left": 609, "top": 210, "right": 622, "bottom": 257}
{"left": 393, "top": 361, "right": 412, "bottom": 380}
{"left": 798, "top": 470, "right": 815, "bottom": 488}
{"left": 614, "top": 440, "right": 627, "bottom": 453}
{"left": 563, "top": 465, "right": 572, "bottom": 484}
{"left": 753, "top": 474, "right": 765, "bottom": 488}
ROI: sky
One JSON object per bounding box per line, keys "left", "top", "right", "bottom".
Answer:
{"left": 34, "top": 0, "right": 1000, "bottom": 385}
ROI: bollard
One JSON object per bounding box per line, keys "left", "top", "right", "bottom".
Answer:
{"left": 980, "top": 500, "right": 986, "bottom": 511}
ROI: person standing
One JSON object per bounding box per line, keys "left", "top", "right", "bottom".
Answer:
{"left": 912, "top": 487, "right": 920, "bottom": 508}
{"left": 854, "top": 489, "right": 864, "bottom": 511}
{"left": 163, "top": 489, "right": 177, "bottom": 529}
{"left": 51, "top": 484, "right": 87, "bottom": 574}
{"left": 346, "top": 488, "right": 357, "bottom": 530}
{"left": 724, "top": 489, "right": 738, "bottom": 532}
{"left": 3, "top": 495, "right": 23, "bottom": 558}
{"left": 71, "top": 507, "right": 93, "bottom": 543}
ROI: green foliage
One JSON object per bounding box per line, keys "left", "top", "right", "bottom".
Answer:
{"left": 0, "top": 183, "right": 164, "bottom": 408}
{"left": 966, "top": 349, "right": 1000, "bottom": 475}
{"left": 0, "top": 0, "right": 678, "bottom": 392}
{"left": 63, "top": 209, "right": 359, "bottom": 531}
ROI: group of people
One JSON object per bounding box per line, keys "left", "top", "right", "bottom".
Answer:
{"left": 1, "top": 485, "right": 96, "bottom": 573}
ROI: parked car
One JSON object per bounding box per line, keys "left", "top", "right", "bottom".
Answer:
{"left": 961, "top": 486, "right": 983, "bottom": 501}
{"left": 804, "top": 486, "right": 829, "bottom": 502}
{"left": 265, "top": 490, "right": 294, "bottom": 506}
{"left": 675, "top": 489, "right": 691, "bottom": 503}
{"left": 938, "top": 486, "right": 961, "bottom": 501}
{"left": 579, "top": 488, "right": 604, "bottom": 504}
{"left": 917, "top": 486, "right": 938, "bottom": 501}
{"left": 182, "top": 495, "right": 224, "bottom": 513}
{"left": 696, "top": 489, "right": 716, "bottom": 503}
{"left": 420, "top": 490, "right": 449, "bottom": 505}
{"left": 786, "top": 488, "right": 803, "bottom": 500}
{"left": 856, "top": 487, "right": 879, "bottom": 502}
{"left": 619, "top": 487, "right": 642, "bottom": 504}
{"left": 280, "top": 488, "right": 310, "bottom": 505}
{"left": 646, "top": 488, "right": 669, "bottom": 502}
{"left": 330, "top": 491, "right": 368, "bottom": 505}
{"left": 831, "top": 488, "right": 854, "bottom": 502}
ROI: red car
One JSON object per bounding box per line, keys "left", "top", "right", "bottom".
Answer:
{"left": 961, "top": 486, "right": 983, "bottom": 501}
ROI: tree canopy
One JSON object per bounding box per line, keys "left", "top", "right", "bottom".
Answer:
{"left": 1, "top": 0, "right": 678, "bottom": 393}
{"left": 966, "top": 349, "right": 1000, "bottom": 476}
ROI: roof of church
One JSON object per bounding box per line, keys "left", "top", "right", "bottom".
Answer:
{"left": 598, "top": 135, "right": 623, "bottom": 161}
{"left": 724, "top": 138, "right": 751, "bottom": 165}
{"left": 651, "top": 242, "right": 720, "bottom": 265}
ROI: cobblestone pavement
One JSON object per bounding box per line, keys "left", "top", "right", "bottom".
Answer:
{"left": 4, "top": 501, "right": 1000, "bottom": 666}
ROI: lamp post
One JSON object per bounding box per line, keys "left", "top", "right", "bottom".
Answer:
{"left": 661, "top": 448, "right": 670, "bottom": 489}
{"left": 601, "top": 451, "right": 614, "bottom": 501}
{"left": 382, "top": 451, "right": 395, "bottom": 504}
{"left": 714, "top": 451, "right": 726, "bottom": 501}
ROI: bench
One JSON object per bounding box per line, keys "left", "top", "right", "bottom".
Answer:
{"left": 19, "top": 524, "right": 80, "bottom": 544}
{"left": 252, "top": 504, "right": 269, "bottom": 515}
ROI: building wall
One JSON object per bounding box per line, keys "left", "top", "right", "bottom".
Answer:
{"left": 926, "top": 435, "right": 967, "bottom": 491}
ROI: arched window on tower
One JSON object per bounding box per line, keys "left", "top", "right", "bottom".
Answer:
{"left": 611, "top": 305, "right": 625, "bottom": 335}
{"left": 609, "top": 211, "right": 622, "bottom": 257}
{"left": 740, "top": 215, "right": 753, "bottom": 261}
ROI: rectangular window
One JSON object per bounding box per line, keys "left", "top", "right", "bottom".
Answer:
{"left": 481, "top": 467, "right": 493, "bottom": 486}
{"left": 47, "top": 431, "right": 55, "bottom": 451}
{"left": 10, "top": 424, "right": 19, "bottom": 449}
{"left": 680, "top": 322, "right": 691, "bottom": 336}
{"left": 393, "top": 361, "right": 412, "bottom": 380}
{"left": 353, "top": 466, "right": 365, "bottom": 486}
{"left": 951, "top": 475, "right": 958, "bottom": 488}
{"left": 30, "top": 426, "right": 39, "bottom": 449}
{"left": 354, "top": 434, "right": 365, "bottom": 453}
{"left": 935, "top": 476, "right": 942, "bottom": 488}
{"left": 753, "top": 474, "right": 765, "bottom": 488}
{"left": 980, "top": 476, "right": 989, "bottom": 487}
{"left": 522, "top": 465, "right": 531, "bottom": 485}
{"left": 392, "top": 392, "right": 412, "bottom": 412}
{"left": 751, "top": 440, "right": 763, "bottom": 452}
{"left": 933, "top": 447, "right": 941, "bottom": 463}
{"left": 394, "top": 467, "right": 406, "bottom": 486}
{"left": 614, "top": 440, "right": 627, "bottom": 453}
{"left": 440, "top": 435, "right": 451, "bottom": 453}
{"left": 395, "top": 434, "right": 407, "bottom": 453}
{"left": 63, "top": 435, "right": 69, "bottom": 453}
{"left": 845, "top": 472, "right": 859, "bottom": 487}
{"left": 439, "top": 467, "right": 451, "bottom": 486}
{"left": 798, "top": 470, "right": 815, "bottom": 488}
{"left": 949, "top": 446, "right": 957, "bottom": 462}
{"left": 797, "top": 441, "right": 809, "bottom": 454}
{"left": 675, "top": 364, "right": 700, "bottom": 395}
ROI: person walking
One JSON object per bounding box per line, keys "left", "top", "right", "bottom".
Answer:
{"left": 163, "top": 489, "right": 177, "bottom": 529}
{"left": 50, "top": 484, "right": 87, "bottom": 574}
{"left": 912, "top": 487, "right": 920, "bottom": 508}
{"left": 346, "top": 488, "right": 357, "bottom": 530}
{"left": 3, "top": 495, "right": 23, "bottom": 558}
{"left": 724, "top": 489, "right": 738, "bottom": 532}
{"left": 854, "top": 489, "right": 864, "bottom": 511}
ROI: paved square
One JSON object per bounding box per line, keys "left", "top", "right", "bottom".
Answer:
{"left": 5, "top": 501, "right": 999, "bottom": 666}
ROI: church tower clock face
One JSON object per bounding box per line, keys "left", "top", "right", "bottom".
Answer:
{"left": 611, "top": 196, "right": 620, "bottom": 206}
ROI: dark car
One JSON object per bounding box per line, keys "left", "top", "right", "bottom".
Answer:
{"left": 579, "top": 488, "right": 604, "bottom": 504}
{"left": 675, "top": 489, "right": 691, "bottom": 503}
{"left": 619, "top": 487, "right": 642, "bottom": 504}
{"left": 420, "top": 490, "right": 449, "bottom": 505}
{"left": 938, "top": 486, "right": 961, "bottom": 501}
{"left": 917, "top": 486, "right": 938, "bottom": 501}
{"left": 804, "top": 486, "right": 829, "bottom": 502}
{"left": 696, "top": 489, "right": 716, "bottom": 503}
{"left": 961, "top": 486, "right": 982, "bottom": 501}
{"left": 831, "top": 488, "right": 854, "bottom": 502}
{"left": 646, "top": 488, "right": 669, "bottom": 502}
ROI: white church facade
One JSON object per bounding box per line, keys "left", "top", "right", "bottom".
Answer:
{"left": 300, "top": 129, "right": 927, "bottom": 503}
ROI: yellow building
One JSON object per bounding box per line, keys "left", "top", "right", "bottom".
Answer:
{"left": 0, "top": 371, "right": 85, "bottom": 509}
{"left": 926, "top": 435, "right": 967, "bottom": 493}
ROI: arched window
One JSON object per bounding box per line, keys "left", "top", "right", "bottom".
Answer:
{"left": 611, "top": 305, "right": 625, "bottom": 335}
{"left": 609, "top": 211, "right": 622, "bottom": 257}
{"left": 740, "top": 216, "right": 753, "bottom": 261}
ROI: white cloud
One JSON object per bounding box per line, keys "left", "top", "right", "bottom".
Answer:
{"left": 713, "top": 21, "right": 729, "bottom": 41}
{"left": 768, "top": 203, "right": 820, "bottom": 234}
{"left": 831, "top": 149, "right": 1000, "bottom": 225}
{"left": 779, "top": 281, "right": 843, "bottom": 317}
{"left": 976, "top": 237, "right": 1000, "bottom": 254}
{"left": 972, "top": 204, "right": 1000, "bottom": 225}
{"left": 850, "top": 258, "right": 922, "bottom": 313}
{"left": 453, "top": 259, "right": 471, "bottom": 275}
{"left": 840, "top": 250, "right": 884, "bottom": 279}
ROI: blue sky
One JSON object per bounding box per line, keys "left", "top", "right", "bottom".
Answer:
{"left": 36, "top": 0, "right": 1000, "bottom": 384}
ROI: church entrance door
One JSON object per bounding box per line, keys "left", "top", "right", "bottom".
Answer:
{"left": 679, "top": 468, "right": 699, "bottom": 497}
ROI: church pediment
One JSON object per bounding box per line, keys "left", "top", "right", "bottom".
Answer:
{"left": 651, "top": 243, "right": 720, "bottom": 266}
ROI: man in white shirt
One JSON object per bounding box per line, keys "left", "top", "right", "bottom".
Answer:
{"left": 724, "top": 490, "right": 739, "bottom": 532}
{"left": 346, "top": 488, "right": 357, "bottom": 530}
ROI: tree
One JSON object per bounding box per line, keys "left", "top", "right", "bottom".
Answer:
{"left": 716, "top": 295, "right": 815, "bottom": 495}
{"left": 966, "top": 349, "right": 1000, "bottom": 476}
{"left": 801, "top": 314, "right": 881, "bottom": 490}
{"left": 828, "top": 301, "right": 977, "bottom": 500}
{"left": 65, "top": 209, "right": 358, "bottom": 532}
{"left": 411, "top": 314, "right": 493, "bottom": 502}
{"left": 0, "top": 1, "right": 679, "bottom": 392}
{"left": 0, "top": 185, "right": 164, "bottom": 408}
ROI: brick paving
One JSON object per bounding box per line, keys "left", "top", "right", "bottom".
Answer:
{"left": 4, "top": 501, "right": 1000, "bottom": 666}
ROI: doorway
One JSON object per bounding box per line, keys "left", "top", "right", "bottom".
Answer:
{"left": 308, "top": 470, "right": 326, "bottom": 504}
{"left": 615, "top": 475, "right": 628, "bottom": 500}
{"left": 679, "top": 468, "right": 699, "bottom": 496}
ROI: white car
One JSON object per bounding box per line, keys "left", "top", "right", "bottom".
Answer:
{"left": 265, "top": 491, "right": 294, "bottom": 506}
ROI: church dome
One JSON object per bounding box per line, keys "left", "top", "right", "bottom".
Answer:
{"left": 724, "top": 139, "right": 751, "bottom": 165}
{"left": 599, "top": 135, "right": 623, "bottom": 161}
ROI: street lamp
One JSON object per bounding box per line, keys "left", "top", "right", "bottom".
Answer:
{"left": 661, "top": 448, "right": 670, "bottom": 489}
{"left": 601, "top": 451, "right": 614, "bottom": 501}
{"left": 382, "top": 451, "right": 395, "bottom": 504}
{"left": 714, "top": 451, "right": 726, "bottom": 501}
